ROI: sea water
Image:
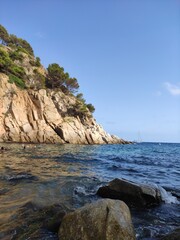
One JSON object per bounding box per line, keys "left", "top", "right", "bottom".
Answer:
{"left": 0, "top": 142, "right": 179, "bottom": 239}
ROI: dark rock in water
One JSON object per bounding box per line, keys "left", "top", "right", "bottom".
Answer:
{"left": 97, "top": 178, "right": 162, "bottom": 208}
{"left": 42, "top": 204, "right": 69, "bottom": 232}
{"left": 59, "top": 199, "right": 135, "bottom": 240}
{"left": 159, "top": 228, "right": 180, "bottom": 240}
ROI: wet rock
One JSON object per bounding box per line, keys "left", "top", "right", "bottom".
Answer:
{"left": 159, "top": 228, "right": 180, "bottom": 240}
{"left": 3, "top": 202, "right": 71, "bottom": 240}
{"left": 42, "top": 204, "right": 69, "bottom": 232}
{"left": 58, "top": 199, "right": 135, "bottom": 240}
{"left": 97, "top": 178, "right": 162, "bottom": 208}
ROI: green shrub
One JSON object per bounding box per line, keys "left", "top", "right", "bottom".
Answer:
{"left": 34, "top": 72, "right": 46, "bottom": 89}
{"left": 35, "top": 57, "right": 41, "bottom": 67}
{"left": 86, "top": 103, "right": 95, "bottom": 113}
{"left": 8, "top": 74, "right": 26, "bottom": 89}
{"left": 29, "top": 57, "right": 41, "bottom": 67}
{"left": 9, "top": 50, "right": 23, "bottom": 61}
{"left": 0, "top": 48, "right": 12, "bottom": 73}
{"left": 75, "top": 100, "right": 88, "bottom": 115}
{"left": 10, "top": 65, "right": 25, "bottom": 78}
{"left": 76, "top": 93, "right": 86, "bottom": 104}
{"left": 17, "top": 46, "right": 29, "bottom": 55}
{"left": 0, "top": 24, "right": 9, "bottom": 45}
{"left": 0, "top": 47, "right": 26, "bottom": 79}
{"left": 80, "top": 105, "right": 88, "bottom": 113}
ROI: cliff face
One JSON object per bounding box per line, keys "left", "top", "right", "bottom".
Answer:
{"left": 0, "top": 73, "right": 127, "bottom": 144}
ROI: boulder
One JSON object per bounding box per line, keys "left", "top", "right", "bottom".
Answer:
{"left": 97, "top": 178, "right": 162, "bottom": 208}
{"left": 58, "top": 199, "right": 135, "bottom": 240}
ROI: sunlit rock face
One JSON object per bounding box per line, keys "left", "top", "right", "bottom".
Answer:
{"left": 0, "top": 73, "right": 127, "bottom": 144}
{"left": 58, "top": 199, "right": 136, "bottom": 240}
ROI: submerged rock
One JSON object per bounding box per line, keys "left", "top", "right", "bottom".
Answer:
{"left": 159, "top": 228, "right": 180, "bottom": 240}
{"left": 97, "top": 178, "right": 162, "bottom": 208}
{"left": 0, "top": 202, "right": 70, "bottom": 240}
{"left": 58, "top": 199, "right": 135, "bottom": 240}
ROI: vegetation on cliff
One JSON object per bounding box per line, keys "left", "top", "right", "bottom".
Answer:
{"left": 0, "top": 24, "right": 95, "bottom": 114}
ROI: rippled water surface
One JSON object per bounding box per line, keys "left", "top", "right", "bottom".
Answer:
{"left": 0, "top": 142, "right": 179, "bottom": 239}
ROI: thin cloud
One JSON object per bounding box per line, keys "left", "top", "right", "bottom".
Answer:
{"left": 164, "top": 82, "right": 180, "bottom": 96}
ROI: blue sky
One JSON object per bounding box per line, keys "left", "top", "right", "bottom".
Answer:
{"left": 1, "top": 0, "right": 180, "bottom": 142}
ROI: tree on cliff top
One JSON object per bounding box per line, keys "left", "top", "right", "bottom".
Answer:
{"left": 0, "top": 24, "right": 9, "bottom": 45}
{"left": 8, "top": 34, "right": 34, "bottom": 56}
{"left": 0, "top": 24, "right": 34, "bottom": 56}
{"left": 46, "top": 63, "right": 79, "bottom": 92}
{"left": 46, "top": 63, "right": 66, "bottom": 88}
{"left": 86, "top": 103, "right": 95, "bottom": 113}
{"left": 76, "top": 93, "right": 95, "bottom": 113}
{"left": 65, "top": 77, "right": 79, "bottom": 92}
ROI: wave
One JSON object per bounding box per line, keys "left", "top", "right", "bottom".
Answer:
{"left": 159, "top": 186, "right": 179, "bottom": 204}
{"left": 153, "top": 185, "right": 179, "bottom": 204}
{"left": 109, "top": 156, "right": 128, "bottom": 162}
{"left": 1, "top": 172, "right": 38, "bottom": 182}
{"left": 54, "top": 154, "right": 102, "bottom": 163}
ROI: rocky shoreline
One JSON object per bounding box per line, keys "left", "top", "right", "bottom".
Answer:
{"left": 1, "top": 178, "right": 179, "bottom": 240}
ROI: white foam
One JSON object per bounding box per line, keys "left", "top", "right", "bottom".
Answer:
{"left": 159, "top": 186, "right": 179, "bottom": 204}
{"left": 74, "top": 186, "right": 87, "bottom": 195}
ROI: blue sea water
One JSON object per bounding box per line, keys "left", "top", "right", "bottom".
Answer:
{"left": 0, "top": 142, "right": 179, "bottom": 239}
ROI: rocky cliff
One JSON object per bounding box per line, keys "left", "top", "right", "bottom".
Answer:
{"left": 0, "top": 73, "right": 127, "bottom": 144}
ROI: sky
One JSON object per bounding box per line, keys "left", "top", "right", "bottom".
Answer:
{"left": 0, "top": 0, "right": 180, "bottom": 143}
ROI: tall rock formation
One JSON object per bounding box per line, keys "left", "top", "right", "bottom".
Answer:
{"left": 0, "top": 73, "right": 127, "bottom": 144}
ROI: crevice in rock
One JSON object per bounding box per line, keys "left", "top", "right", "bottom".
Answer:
{"left": 102, "top": 136, "right": 108, "bottom": 144}
{"left": 54, "top": 127, "right": 67, "bottom": 143}
{"left": 104, "top": 206, "right": 110, "bottom": 239}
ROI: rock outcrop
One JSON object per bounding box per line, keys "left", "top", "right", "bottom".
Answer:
{"left": 0, "top": 73, "right": 127, "bottom": 144}
{"left": 97, "top": 178, "right": 162, "bottom": 208}
{"left": 58, "top": 199, "right": 135, "bottom": 240}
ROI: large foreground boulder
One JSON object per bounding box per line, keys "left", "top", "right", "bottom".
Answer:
{"left": 58, "top": 199, "right": 135, "bottom": 240}
{"left": 97, "top": 178, "right": 162, "bottom": 208}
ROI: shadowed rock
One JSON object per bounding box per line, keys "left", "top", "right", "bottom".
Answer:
{"left": 58, "top": 199, "right": 135, "bottom": 240}
{"left": 97, "top": 178, "right": 162, "bottom": 208}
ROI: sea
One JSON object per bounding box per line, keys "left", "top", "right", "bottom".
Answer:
{"left": 0, "top": 142, "right": 179, "bottom": 239}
